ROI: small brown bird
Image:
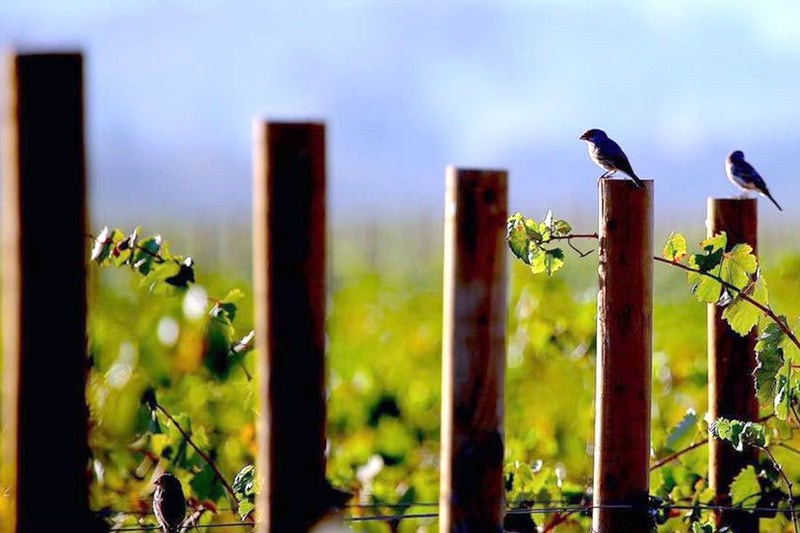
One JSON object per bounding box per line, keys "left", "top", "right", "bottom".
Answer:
{"left": 153, "top": 473, "right": 186, "bottom": 533}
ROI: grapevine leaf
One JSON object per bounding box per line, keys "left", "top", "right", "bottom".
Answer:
{"left": 507, "top": 214, "right": 531, "bottom": 265}
{"left": 141, "top": 261, "right": 181, "bottom": 294}
{"left": 537, "top": 221, "right": 551, "bottom": 242}
{"left": 528, "top": 245, "right": 546, "bottom": 274}
{"left": 204, "top": 314, "right": 235, "bottom": 380}
{"left": 687, "top": 255, "right": 722, "bottom": 303}
{"left": 233, "top": 464, "right": 257, "bottom": 520}
{"left": 711, "top": 418, "right": 767, "bottom": 451}
{"left": 721, "top": 274, "right": 768, "bottom": 335}
{"left": 165, "top": 257, "right": 195, "bottom": 288}
{"left": 754, "top": 323, "right": 787, "bottom": 406}
{"left": 774, "top": 372, "right": 790, "bottom": 420}
{"left": 662, "top": 232, "right": 688, "bottom": 262}
{"left": 665, "top": 409, "right": 699, "bottom": 452}
{"left": 133, "top": 235, "right": 162, "bottom": 275}
{"left": 552, "top": 219, "right": 571, "bottom": 237}
{"left": 190, "top": 463, "right": 225, "bottom": 502}
{"left": 781, "top": 317, "right": 800, "bottom": 363}
{"left": 729, "top": 465, "right": 760, "bottom": 508}
{"left": 532, "top": 248, "right": 564, "bottom": 276}
{"left": 701, "top": 232, "right": 727, "bottom": 254}
{"left": 720, "top": 243, "right": 757, "bottom": 290}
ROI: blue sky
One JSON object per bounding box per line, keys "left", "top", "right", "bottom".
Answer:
{"left": 1, "top": 1, "right": 799, "bottom": 228}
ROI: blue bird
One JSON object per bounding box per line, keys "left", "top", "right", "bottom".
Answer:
{"left": 726, "top": 150, "right": 782, "bottom": 211}
{"left": 579, "top": 128, "right": 644, "bottom": 189}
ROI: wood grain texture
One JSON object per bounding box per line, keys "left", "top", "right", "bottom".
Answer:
{"left": 439, "top": 168, "right": 507, "bottom": 532}
{"left": 707, "top": 198, "right": 759, "bottom": 532}
{"left": 253, "top": 121, "right": 328, "bottom": 532}
{"left": 1, "top": 53, "right": 92, "bottom": 532}
{"left": 592, "top": 179, "right": 653, "bottom": 533}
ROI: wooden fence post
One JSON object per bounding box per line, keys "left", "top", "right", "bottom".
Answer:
{"left": 707, "top": 198, "right": 759, "bottom": 532}
{"left": 593, "top": 179, "right": 654, "bottom": 533}
{"left": 439, "top": 167, "right": 507, "bottom": 532}
{"left": 1, "top": 53, "right": 91, "bottom": 531}
{"left": 252, "top": 121, "right": 328, "bottom": 532}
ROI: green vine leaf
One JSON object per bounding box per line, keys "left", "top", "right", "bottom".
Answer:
{"left": 730, "top": 465, "right": 761, "bottom": 508}
{"left": 720, "top": 243, "right": 758, "bottom": 289}
{"left": 662, "top": 232, "right": 688, "bottom": 262}
{"left": 664, "top": 408, "right": 699, "bottom": 452}
{"left": 711, "top": 418, "right": 767, "bottom": 451}
{"left": 506, "top": 212, "right": 572, "bottom": 276}
{"left": 233, "top": 464, "right": 257, "bottom": 520}
{"left": 754, "top": 322, "right": 789, "bottom": 410}
{"left": 721, "top": 273, "right": 769, "bottom": 336}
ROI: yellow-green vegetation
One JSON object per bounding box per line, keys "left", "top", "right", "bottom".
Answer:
{"left": 15, "top": 220, "right": 800, "bottom": 531}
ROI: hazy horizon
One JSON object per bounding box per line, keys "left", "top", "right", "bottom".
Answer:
{"left": 1, "top": 1, "right": 799, "bottom": 236}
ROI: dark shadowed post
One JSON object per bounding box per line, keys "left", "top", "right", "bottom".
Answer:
{"left": 1, "top": 53, "right": 91, "bottom": 531}
{"left": 252, "top": 121, "right": 327, "bottom": 532}
{"left": 707, "top": 198, "right": 759, "bottom": 532}
{"left": 439, "top": 168, "right": 507, "bottom": 532}
{"left": 593, "top": 179, "right": 653, "bottom": 533}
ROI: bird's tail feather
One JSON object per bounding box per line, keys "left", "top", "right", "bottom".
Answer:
{"left": 764, "top": 191, "right": 782, "bottom": 211}
{"left": 628, "top": 171, "right": 645, "bottom": 189}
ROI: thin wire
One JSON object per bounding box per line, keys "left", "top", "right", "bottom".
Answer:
{"left": 344, "top": 511, "right": 439, "bottom": 522}
{"left": 103, "top": 500, "right": 800, "bottom": 530}
{"left": 665, "top": 503, "right": 800, "bottom": 513}
{"left": 111, "top": 524, "right": 252, "bottom": 532}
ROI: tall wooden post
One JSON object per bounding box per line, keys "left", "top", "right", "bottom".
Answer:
{"left": 593, "top": 179, "right": 653, "bottom": 533}
{"left": 707, "top": 198, "right": 759, "bottom": 532}
{"left": 439, "top": 168, "right": 507, "bottom": 532}
{"left": 253, "top": 121, "right": 328, "bottom": 532}
{"left": 1, "top": 53, "right": 91, "bottom": 531}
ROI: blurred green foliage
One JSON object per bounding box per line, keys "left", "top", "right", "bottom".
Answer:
{"left": 3, "top": 219, "right": 800, "bottom": 532}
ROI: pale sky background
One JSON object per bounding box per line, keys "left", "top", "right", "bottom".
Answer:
{"left": 1, "top": 0, "right": 799, "bottom": 232}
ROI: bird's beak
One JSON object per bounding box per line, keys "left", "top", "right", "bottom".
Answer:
{"left": 579, "top": 133, "right": 587, "bottom": 141}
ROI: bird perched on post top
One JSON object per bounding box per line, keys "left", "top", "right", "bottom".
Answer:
{"left": 153, "top": 473, "right": 186, "bottom": 533}
{"left": 725, "top": 150, "right": 782, "bottom": 211}
{"left": 579, "top": 128, "right": 644, "bottom": 189}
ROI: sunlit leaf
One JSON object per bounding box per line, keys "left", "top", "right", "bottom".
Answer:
{"left": 721, "top": 273, "right": 768, "bottom": 335}
{"left": 730, "top": 465, "right": 760, "bottom": 508}
{"left": 507, "top": 214, "right": 532, "bottom": 265}
{"left": 664, "top": 409, "right": 699, "bottom": 452}
{"left": 720, "top": 243, "right": 758, "bottom": 290}
{"left": 687, "top": 254, "right": 722, "bottom": 303}
{"left": 662, "top": 232, "right": 687, "bottom": 262}
{"left": 711, "top": 418, "right": 767, "bottom": 451}
{"left": 754, "top": 323, "right": 787, "bottom": 406}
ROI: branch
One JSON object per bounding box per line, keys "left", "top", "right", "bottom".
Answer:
{"left": 654, "top": 257, "right": 800, "bottom": 352}
{"left": 650, "top": 439, "right": 707, "bottom": 471}
{"left": 541, "top": 508, "right": 583, "bottom": 532}
{"left": 763, "top": 445, "right": 799, "bottom": 533}
{"left": 549, "top": 233, "right": 599, "bottom": 241}
{"left": 651, "top": 414, "right": 775, "bottom": 471}
{"left": 154, "top": 402, "right": 248, "bottom": 520}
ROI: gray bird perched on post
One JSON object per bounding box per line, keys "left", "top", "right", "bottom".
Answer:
{"left": 579, "top": 128, "right": 644, "bottom": 189}
{"left": 725, "top": 150, "right": 782, "bottom": 211}
{"left": 153, "top": 473, "right": 186, "bottom": 533}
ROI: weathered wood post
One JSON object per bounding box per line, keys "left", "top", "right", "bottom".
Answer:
{"left": 252, "top": 121, "right": 328, "bottom": 532}
{"left": 1, "top": 52, "right": 91, "bottom": 531}
{"left": 439, "top": 167, "right": 507, "bottom": 532}
{"left": 707, "top": 198, "right": 759, "bottom": 532}
{"left": 593, "top": 179, "right": 654, "bottom": 533}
